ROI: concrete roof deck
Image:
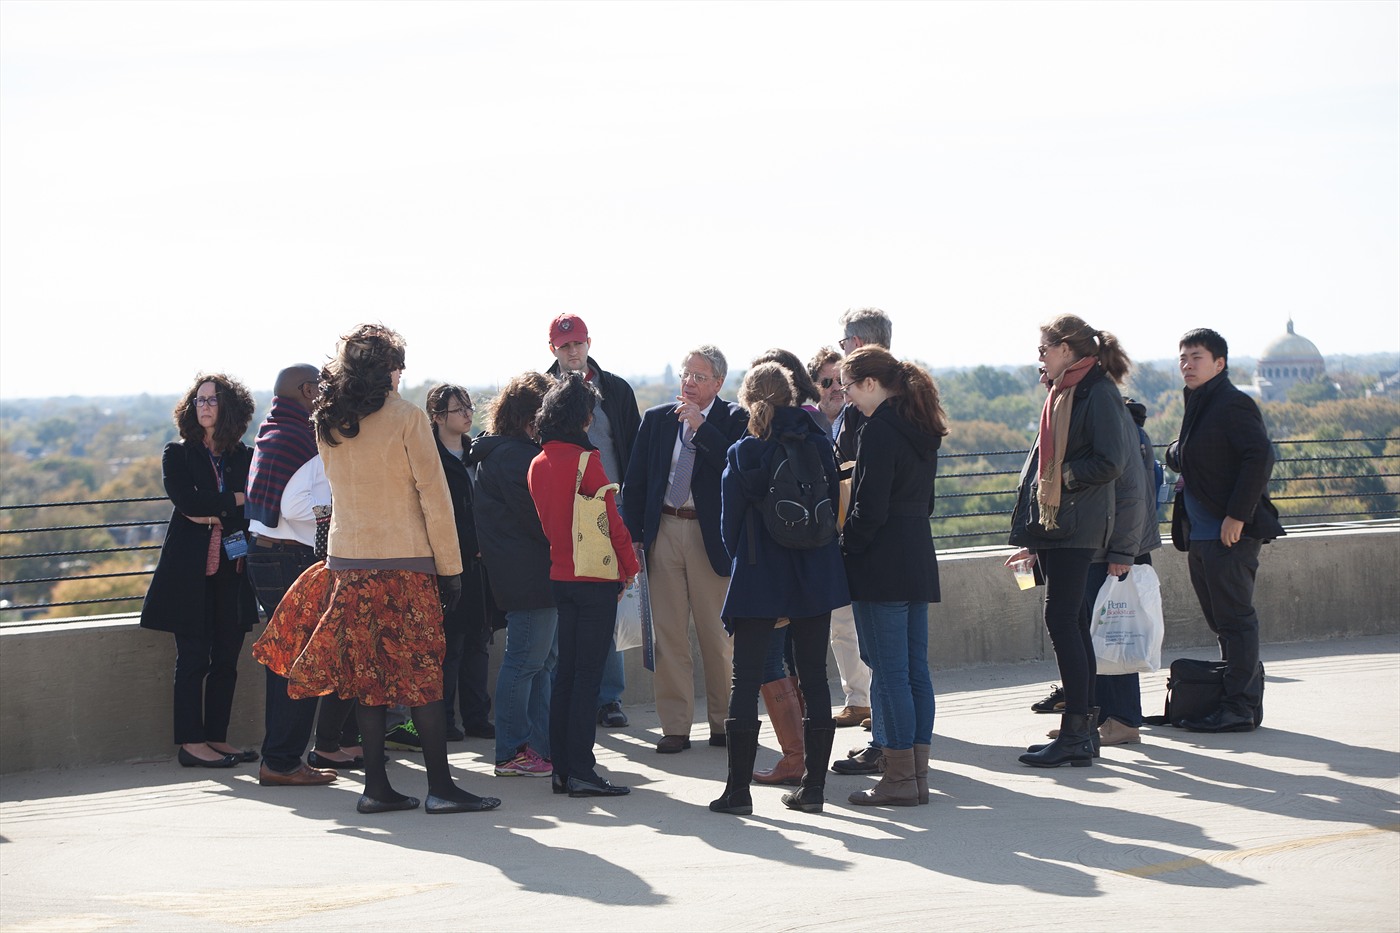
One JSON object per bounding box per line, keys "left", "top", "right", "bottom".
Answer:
{"left": 2, "top": 634, "right": 1397, "bottom": 932}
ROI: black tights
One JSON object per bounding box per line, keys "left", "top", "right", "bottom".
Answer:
{"left": 356, "top": 700, "right": 481, "bottom": 805}
{"left": 728, "top": 615, "right": 833, "bottom": 723}
{"left": 1037, "top": 548, "right": 1097, "bottom": 715}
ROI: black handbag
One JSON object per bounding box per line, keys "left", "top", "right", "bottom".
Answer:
{"left": 1146, "top": 658, "right": 1265, "bottom": 727}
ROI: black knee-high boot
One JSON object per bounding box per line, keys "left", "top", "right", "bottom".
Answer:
{"left": 782, "top": 717, "right": 835, "bottom": 813}
{"left": 709, "top": 719, "right": 760, "bottom": 815}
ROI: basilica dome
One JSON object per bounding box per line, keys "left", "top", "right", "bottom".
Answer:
{"left": 1255, "top": 319, "right": 1324, "bottom": 401}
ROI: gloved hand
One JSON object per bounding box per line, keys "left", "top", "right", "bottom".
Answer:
{"left": 438, "top": 574, "right": 462, "bottom": 613}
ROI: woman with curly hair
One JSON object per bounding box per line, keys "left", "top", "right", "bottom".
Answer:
{"left": 469, "top": 372, "right": 557, "bottom": 777}
{"left": 254, "top": 324, "right": 499, "bottom": 814}
{"left": 527, "top": 371, "right": 639, "bottom": 797}
{"left": 142, "top": 372, "right": 260, "bottom": 768}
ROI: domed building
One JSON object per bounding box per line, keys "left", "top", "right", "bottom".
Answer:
{"left": 1254, "top": 318, "right": 1325, "bottom": 402}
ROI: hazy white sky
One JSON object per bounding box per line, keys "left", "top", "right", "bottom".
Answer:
{"left": 2, "top": 0, "right": 1397, "bottom": 399}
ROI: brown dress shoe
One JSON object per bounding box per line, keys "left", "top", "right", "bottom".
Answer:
{"left": 259, "top": 762, "right": 338, "bottom": 786}
{"left": 833, "top": 705, "right": 871, "bottom": 728}
{"left": 656, "top": 735, "right": 692, "bottom": 754}
{"left": 1098, "top": 719, "right": 1141, "bottom": 745}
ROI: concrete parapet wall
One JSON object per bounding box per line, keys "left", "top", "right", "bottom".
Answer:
{"left": 2, "top": 526, "right": 1394, "bottom": 774}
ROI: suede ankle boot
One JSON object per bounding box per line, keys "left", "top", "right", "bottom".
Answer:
{"left": 753, "top": 677, "right": 805, "bottom": 786}
{"left": 913, "top": 743, "right": 930, "bottom": 805}
{"left": 848, "top": 747, "right": 919, "bottom": 807}
{"left": 782, "top": 717, "right": 835, "bottom": 813}
{"left": 1019, "top": 712, "right": 1094, "bottom": 768}
{"left": 709, "top": 719, "right": 760, "bottom": 815}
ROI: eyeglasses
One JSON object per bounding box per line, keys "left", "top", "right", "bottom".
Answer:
{"left": 1037, "top": 341, "right": 1063, "bottom": 358}
{"left": 445, "top": 406, "right": 473, "bottom": 416}
{"left": 194, "top": 397, "right": 219, "bottom": 409}
{"left": 679, "top": 370, "right": 712, "bottom": 385}
{"left": 838, "top": 380, "right": 859, "bottom": 392}
{"left": 819, "top": 377, "right": 836, "bottom": 389}
{"left": 838, "top": 336, "right": 856, "bottom": 352}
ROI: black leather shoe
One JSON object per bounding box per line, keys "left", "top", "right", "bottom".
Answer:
{"left": 1179, "top": 706, "right": 1256, "bottom": 733}
{"left": 551, "top": 774, "right": 570, "bottom": 795}
{"left": 426, "top": 793, "right": 501, "bottom": 813}
{"left": 356, "top": 794, "right": 420, "bottom": 814}
{"left": 656, "top": 735, "right": 691, "bottom": 753}
{"left": 708, "top": 733, "right": 727, "bottom": 747}
{"left": 308, "top": 751, "right": 363, "bottom": 770}
{"left": 444, "top": 725, "right": 466, "bottom": 742}
{"left": 831, "top": 746, "right": 882, "bottom": 775}
{"left": 178, "top": 747, "right": 239, "bottom": 769}
{"left": 462, "top": 721, "right": 496, "bottom": 739}
{"left": 567, "top": 776, "right": 630, "bottom": 797}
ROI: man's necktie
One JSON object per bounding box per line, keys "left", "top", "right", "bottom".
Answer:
{"left": 665, "top": 424, "right": 697, "bottom": 508}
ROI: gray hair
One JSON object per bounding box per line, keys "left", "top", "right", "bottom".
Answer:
{"left": 839, "top": 307, "right": 892, "bottom": 349}
{"left": 682, "top": 344, "right": 728, "bottom": 386}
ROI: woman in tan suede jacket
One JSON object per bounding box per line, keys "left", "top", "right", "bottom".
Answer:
{"left": 254, "top": 324, "right": 499, "bottom": 816}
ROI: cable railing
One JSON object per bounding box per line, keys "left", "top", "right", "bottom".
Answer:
{"left": 2, "top": 437, "right": 1397, "bottom": 624}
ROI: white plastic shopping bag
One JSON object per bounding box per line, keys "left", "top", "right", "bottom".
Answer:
{"left": 1091, "top": 564, "right": 1164, "bottom": 674}
{"left": 614, "top": 552, "right": 651, "bottom": 652}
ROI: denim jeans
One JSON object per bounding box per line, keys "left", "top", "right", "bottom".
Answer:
{"left": 550, "top": 580, "right": 619, "bottom": 783}
{"left": 493, "top": 607, "right": 559, "bottom": 762}
{"left": 761, "top": 625, "right": 793, "bottom": 684}
{"left": 598, "top": 641, "right": 626, "bottom": 707}
{"left": 852, "top": 600, "right": 934, "bottom": 750}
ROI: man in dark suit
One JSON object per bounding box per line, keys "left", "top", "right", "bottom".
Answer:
{"left": 623, "top": 345, "right": 748, "bottom": 752}
{"left": 1166, "top": 328, "right": 1285, "bottom": 733}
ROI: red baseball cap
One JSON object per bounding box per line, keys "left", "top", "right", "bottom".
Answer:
{"left": 549, "top": 313, "right": 589, "bottom": 347}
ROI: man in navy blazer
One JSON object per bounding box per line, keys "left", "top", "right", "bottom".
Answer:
{"left": 623, "top": 345, "right": 749, "bottom": 752}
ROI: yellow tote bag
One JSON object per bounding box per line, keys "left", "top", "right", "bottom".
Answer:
{"left": 572, "top": 450, "right": 621, "bottom": 580}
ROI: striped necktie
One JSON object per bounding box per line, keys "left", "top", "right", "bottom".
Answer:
{"left": 665, "top": 424, "right": 697, "bottom": 508}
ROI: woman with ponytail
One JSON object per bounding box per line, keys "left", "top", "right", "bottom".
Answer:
{"left": 838, "top": 347, "right": 947, "bottom": 807}
{"left": 1007, "top": 313, "right": 1134, "bottom": 768}
{"left": 709, "top": 362, "right": 850, "bottom": 815}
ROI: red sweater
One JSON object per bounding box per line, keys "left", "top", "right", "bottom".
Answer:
{"left": 528, "top": 441, "right": 640, "bottom": 583}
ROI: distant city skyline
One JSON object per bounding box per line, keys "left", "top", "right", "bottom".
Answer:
{"left": 2, "top": 1, "right": 1397, "bottom": 399}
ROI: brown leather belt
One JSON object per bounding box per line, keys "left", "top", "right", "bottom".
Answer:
{"left": 661, "top": 504, "right": 698, "bottom": 520}
{"left": 252, "top": 534, "right": 311, "bottom": 551}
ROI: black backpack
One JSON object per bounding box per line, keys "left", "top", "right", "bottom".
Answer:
{"left": 757, "top": 431, "right": 837, "bottom": 550}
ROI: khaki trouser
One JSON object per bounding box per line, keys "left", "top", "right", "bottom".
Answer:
{"left": 648, "top": 514, "right": 733, "bottom": 736}
{"left": 830, "top": 610, "right": 872, "bottom": 707}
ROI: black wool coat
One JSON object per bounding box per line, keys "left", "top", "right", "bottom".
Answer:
{"left": 140, "top": 440, "right": 259, "bottom": 637}
{"left": 467, "top": 433, "right": 555, "bottom": 612}
{"left": 840, "top": 400, "right": 942, "bottom": 603}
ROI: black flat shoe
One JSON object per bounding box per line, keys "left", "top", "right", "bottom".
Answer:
{"left": 178, "top": 747, "right": 239, "bottom": 769}
{"left": 356, "top": 794, "right": 420, "bottom": 814}
{"left": 551, "top": 774, "right": 570, "bottom": 795}
{"left": 231, "top": 749, "right": 260, "bottom": 763}
{"left": 426, "top": 793, "right": 501, "bottom": 814}
{"left": 567, "top": 776, "right": 630, "bottom": 798}
{"left": 308, "top": 751, "right": 363, "bottom": 770}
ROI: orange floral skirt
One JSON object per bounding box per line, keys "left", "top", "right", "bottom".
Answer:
{"left": 252, "top": 563, "right": 445, "bottom": 708}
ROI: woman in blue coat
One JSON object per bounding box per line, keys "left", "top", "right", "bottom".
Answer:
{"left": 709, "top": 362, "right": 850, "bottom": 816}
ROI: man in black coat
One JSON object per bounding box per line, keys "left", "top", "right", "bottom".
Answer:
{"left": 623, "top": 345, "right": 748, "bottom": 752}
{"left": 546, "top": 313, "right": 642, "bottom": 728}
{"left": 1166, "top": 328, "right": 1285, "bottom": 733}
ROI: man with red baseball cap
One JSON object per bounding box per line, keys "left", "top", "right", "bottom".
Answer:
{"left": 545, "top": 313, "right": 642, "bottom": 728}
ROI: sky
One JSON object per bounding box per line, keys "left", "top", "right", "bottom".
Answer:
{"left": 1, "top": 0, "right": 1397, "bottom": 399}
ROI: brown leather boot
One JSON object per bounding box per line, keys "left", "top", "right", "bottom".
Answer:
{"left": 753, "top": 676, "right": 805, "bottom": 786}
{"left": 848, "top": 747, "right": 918, "bottom": 807}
